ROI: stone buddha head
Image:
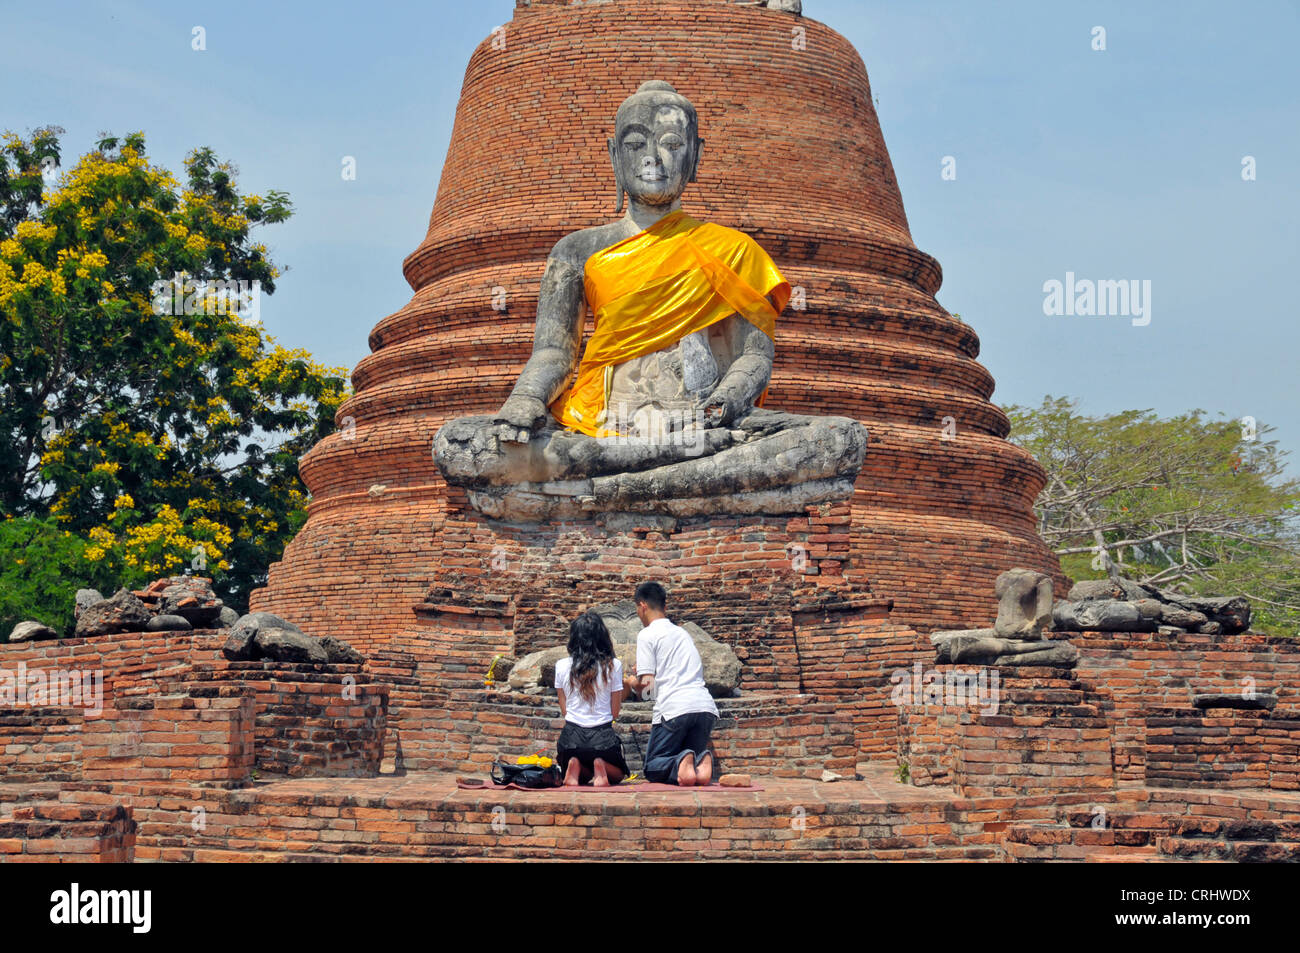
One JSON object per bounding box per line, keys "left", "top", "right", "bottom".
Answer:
{"left": 609, "top": 80, "right": 704, "bottom": 213}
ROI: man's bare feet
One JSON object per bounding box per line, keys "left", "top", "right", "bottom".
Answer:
{"left": 563, "top": 758, "right": 583, "bottom": 787}
{"left": 592, "top": 758, "right": 611, "bottom": 787}
{"left": 695, "top": 752, "right": 713, "bottom": 786}
{"left": 676, "top": 751, "right": 696, "bottom": 786}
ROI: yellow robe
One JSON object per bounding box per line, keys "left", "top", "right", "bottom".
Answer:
{"left": 550, "top": 209, "right": 791, "bottom": 437}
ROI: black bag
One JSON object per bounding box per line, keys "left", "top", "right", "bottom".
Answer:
{"left": 491, "top": 759, "right": 563, "bottom": 789}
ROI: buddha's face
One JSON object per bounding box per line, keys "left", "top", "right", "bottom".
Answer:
{"left": 611, "top": 101, "right": 699, "bottom": 207}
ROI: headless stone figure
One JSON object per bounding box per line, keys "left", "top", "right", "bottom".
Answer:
{"left": 433, "top": 81, "right": 867, "bottom": 521}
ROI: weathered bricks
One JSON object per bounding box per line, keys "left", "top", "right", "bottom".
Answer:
{"left": 1145, "top": 707, "right": 1300, "bottom": 792}
{"left": 247, "top": 0, "right": 1064, "bottom": 652}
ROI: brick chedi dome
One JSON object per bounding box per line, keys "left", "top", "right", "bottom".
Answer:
{"left": 251, "top": 0, "right": 1065, "bottom": 647}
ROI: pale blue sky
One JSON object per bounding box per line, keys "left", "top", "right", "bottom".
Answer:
{"left": 4, "top": 0, "right": 1298, "bottom": 463}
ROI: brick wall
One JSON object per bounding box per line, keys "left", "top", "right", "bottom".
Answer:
{"left": 1145, "top": 707, "right": 1300, "bottom": 792}
{"left": 0, "top": 628, "right": 226, "bottom": 706}
{"left": 187, "top": 662, "right": 389, "bottom": 778}
{"left": 899, "top": 667, "right": 1114, "bottom": 796}
{"left": 82, "top": 693, "right": 255, "bottom": 785}
{"left": 1, "top": 630, "right": 388, "bottom": 785}
{"left": 0, "top": 707, "right": 83, "bottom": 783}
{"left": 0, "top": 798, "right": 136, "bottom": 863}
{"left": 250, "top": 0, "right": 1064, "bottom": 650}
{"left": 1072, "top": 629, "right": 1300, "bottom": 781}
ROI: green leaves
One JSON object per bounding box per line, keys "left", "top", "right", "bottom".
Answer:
{"left": 0, "top": 516, "right": 109, "bottom": 638}
{"left": 1008, "top": 396, "right": 1300, "bottom": 637}
{"left": 0, "top": 129, "right": 349, "bottom": 616}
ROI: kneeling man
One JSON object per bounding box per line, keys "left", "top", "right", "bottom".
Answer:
{"left": 624, "top": 581, "right": 719, "bottom": 786}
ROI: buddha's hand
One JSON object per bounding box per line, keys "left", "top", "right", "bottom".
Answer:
{"left": 492, "top": 394, "right": 548, "bottom": 443}
{"left": 700, "top": 390, "right": 739, "bottom": 429}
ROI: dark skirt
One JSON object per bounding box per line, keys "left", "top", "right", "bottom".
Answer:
{"left": 556, "top": 721, "right": 629, "bottom": 779}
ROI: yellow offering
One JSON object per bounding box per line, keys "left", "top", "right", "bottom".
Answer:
{"left": 549, "top": 210, "right": 791, "bottom": 437}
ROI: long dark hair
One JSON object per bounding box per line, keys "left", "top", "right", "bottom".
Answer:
{"left": 567, "top": 610, "right": 616, "bottom": 707}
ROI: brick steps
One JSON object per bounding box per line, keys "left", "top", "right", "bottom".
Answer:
{"left": 1158, "top": 838, "right": 1299, "bottom": 862}
{"left": 1006, "top": 804, "right": 1300, "bottom": 862}
{"left": 0, "top": 799, "right": 135, "bottom": 862}
{"left": 1007, "top": 805, "right": 1192, "bottom": 862}
{"left": 1157, "top": 816, "right": 1300, "bottom": 862}
{"left": 9, "top": 773, "right": 1300, "bottom": 862}
{"left": 107, "top": 774, "right": 1005, "bottom": 862}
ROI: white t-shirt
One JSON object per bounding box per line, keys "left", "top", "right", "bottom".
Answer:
{"left": 635, "top": 617, "right": 719, "bottom": 724}
{"left": 554, "top": 656, "right": 623, "bottom": 728}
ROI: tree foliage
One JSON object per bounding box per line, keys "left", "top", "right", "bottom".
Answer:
{"left": 0, "top": 516, "right": 110, "bottom": 637}
{"left": 1007, "top": 396, "right": 1300, "bottom": 637}
{"left": 0, "top": 128, "right": 349, "bottom": 629}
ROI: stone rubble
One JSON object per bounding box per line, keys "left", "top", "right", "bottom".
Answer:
{"left": 4, "top": 575, "right": 363, "bottom": 665}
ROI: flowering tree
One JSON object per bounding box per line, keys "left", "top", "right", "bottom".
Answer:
{"left": 0, "top": 128, "right": 349, "bottom": 632}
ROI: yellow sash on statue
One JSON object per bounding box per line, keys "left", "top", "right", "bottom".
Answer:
{"left": 550, "top": 209, "right": 791, "bottom": 437}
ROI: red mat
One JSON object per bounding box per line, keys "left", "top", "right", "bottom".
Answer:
{"left": 457, "top": 779, "right": 763, "bottom": 792}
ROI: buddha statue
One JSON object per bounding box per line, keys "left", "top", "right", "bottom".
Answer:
{"left": 433, "top": 80, "right": 867, "bottom": 520}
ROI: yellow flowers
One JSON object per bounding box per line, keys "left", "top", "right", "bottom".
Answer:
{"left": 516, "top": 755, "right": 554, "bottom": 768}
{"left": 86, "top": 501, "right": 234, "bottom": 580}
{"left": 205, "top": 408, "right": 237, "bottom": 429}
{"left": 13, "top": 221, "right": 56, "bottom": 243}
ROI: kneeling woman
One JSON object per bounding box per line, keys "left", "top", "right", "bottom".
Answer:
{"left": 555, "top": 611, "right": 629, "bottom": 786}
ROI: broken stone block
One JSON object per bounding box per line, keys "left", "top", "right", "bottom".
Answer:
{"left": 8, "top": 620, "right": 59, "bottom": 642}
{"left": 74, "top": 588, "right": 153, "bottom": 638}
{"left": 74, "top": 588, "right": 104, "bottom": 619}
{"left": 157, "top": 576, "right": 224, "bottom": 627}
{"left": 1158, "top": 604, "right": 1208, "bottom": 629}
{"left": 254, "top": 627, "right": 328, "bottom": 664}
{"left": 932, "top": 629, "right": 1078, "bottom": 666}
{"left": 1051, "top": 599, "right": 1155, "bottom": 632}
{"left": 992, "top": 568, "right": 1054, "bottom": 638}
{"left": 223, "top": 611, "right": 304, "bottom": 661}
{"left": 319, "top": 635, "right": 364, "bottom": 664}
{"left": 145, "top": 614, "right": 193, "bottom": 632}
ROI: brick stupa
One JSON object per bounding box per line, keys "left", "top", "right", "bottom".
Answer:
{"left": 6, "top": 1, "right": 1300, "bottom": 865}
{"left": 251, "top": 0, "right": 1064, "bottom": 648}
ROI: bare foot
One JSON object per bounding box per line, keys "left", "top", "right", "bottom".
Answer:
{"left": 563, "top": 758, "right": 582, "bottom": 787}
{"left": 696, "top": 752, "right": 713, "bottom": 786}
{"left": 676, "top": 752, "right": 696, "bottom": 787}
{"left": 592, "top": 758, "right": 611, "bottom": 787}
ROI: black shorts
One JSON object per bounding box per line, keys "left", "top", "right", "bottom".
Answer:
{"left": 556, "top": 721, "right": 629, "bottom": 779}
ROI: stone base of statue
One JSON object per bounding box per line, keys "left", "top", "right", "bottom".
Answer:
{"left": 370, "top": 488, "right": 929, "bottom": 777}
{"left": 433, "top": 409, "right": 868, "bottom": 522}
